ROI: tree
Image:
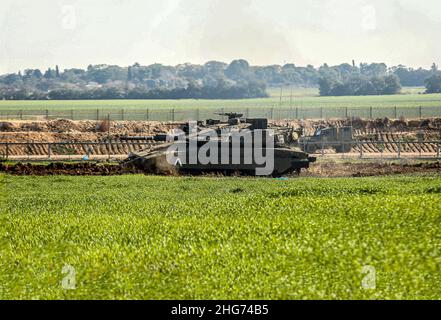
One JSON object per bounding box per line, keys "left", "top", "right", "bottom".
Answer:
{"left": 127, "top": 66, "right": 133, "bottom": 81}
{"left": 318, "top": 77, "right": 335, "bottom": 96}
{"left": 382, "top": 75, "right": 401, "bottom": 94}
{"left": 318, "top": 74, "right": 401, "bottom": 96}
{"left": 360, "top": 63, "right": 387, "bottom": 78}
{"left": 55, "top": 65, "right": 60, "bottom": 78}
{"left": 32, "top": 69, "right": 43, "bottom": 79}
{"left": 44, "top": 68, "right": 53, "bottom": 79}
{"left": 425, "top": 74, "right": 441, "bottom": 93}
{"left": 1, "top": 73, "right": 21, "bottom": 85}
{"left": 225, "top": 59, "right": 250, "bottom": 80}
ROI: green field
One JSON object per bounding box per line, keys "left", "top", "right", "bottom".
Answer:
{"left": 0, "top": 88, "right": 440, "bottom": 111}
{"left": 1, "top": 87, "right": 440, "bottom": 121}
{"left": 1, "top": 174, "right": 440, "bottom": 299}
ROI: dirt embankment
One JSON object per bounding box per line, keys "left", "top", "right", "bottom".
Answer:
{"left": 1, "top": 161, "right": 440, "bottom": 177}
{"left": 0, "top": 119, "right": 182, "bottom": 143}
{"left": 274, "top": 117, "right": 441, "bottom": 135}
{"left": 1, "top": 118, "right": 441, "bottom": 144}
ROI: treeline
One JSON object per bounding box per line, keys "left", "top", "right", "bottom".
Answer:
{"left": 2, "top": 80, "right": 266, "bottom": 100}
{"left": 52, "top": 80, "right": 265, "bottom": 99}
{"left": 318, "top": 75, "right": 402, "bottom": 96}
{"left": 0, "top": 60, "right": 439, "bottom": 100}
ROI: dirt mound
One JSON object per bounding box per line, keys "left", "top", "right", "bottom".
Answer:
{"left": 275, "top": 117, "right": 441, "bottom": 134}
{"left": 0, "top": 122, "right": 17, "bottom": 131}
{"left": 47, "top": 119, "right": 80, "bottom": 132}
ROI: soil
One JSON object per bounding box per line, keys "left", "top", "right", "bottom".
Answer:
{"left": 0, "top": 119, "right": 182, "bottom": 143}
{"left": 1, "top": 160, "right": 440, "bottom": 177}
{"left": 1, "top": 118, "right": 440, "bottom": 144}
{"left": 0, "top": 162, "right": 138, "bottom": 176}
{"left": 304, "top": 161, "right": 441, "bottom": 177}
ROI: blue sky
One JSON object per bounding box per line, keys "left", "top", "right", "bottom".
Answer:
{"left": 0, "top": 0, "right": 440, "bottom": 73}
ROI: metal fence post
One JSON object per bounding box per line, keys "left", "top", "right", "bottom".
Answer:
{"left": 48, "top": 143, "right": 51, "bottom": 159}
{"left": 295, "top": 107, "right": 299, "bottom": 119}
{"left": 419, "top": 106, "right": 422, "bottom": 119}
{"left": 171, "top": 109, "right": 175, "bottom": 122}
{"left": 96, "top": 109, "right": 100, "bottom": 121}
{"left": 397, "top": 141, "right": 401, "bottom": 159}
{"left": 394, "top": 106, "right": 397, "bottom": 119}
{"left": 121, "top": 109, "right": 125, "bottom": 121}
{"left": 369, "top": 106, "right": 373, "bottom": 119}
{"left": 345, "top": 107, "right": 348, "bottom": 118}
{"left": 359, "top": 142, "right": 363, "bottom": 159}
{"left": 45, "top": 109, "right": 49, "bottom": 120}
{"left": 5, "top": 143, "right": 9, "bottom": 160}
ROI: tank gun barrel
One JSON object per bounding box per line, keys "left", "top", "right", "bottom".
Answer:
{"left": 214, "top": 112, "right": 244, "bottom": 120}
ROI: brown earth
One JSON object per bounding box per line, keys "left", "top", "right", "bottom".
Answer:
{"left": 1, "top": 118, "right": 441, "bottom": 144}
{"left": 1, "top": 160, "right": 440, "bottom": 177}
{"left": 304, "top": 161, "right": 441, "bottom": 177}
{"left": 274, "top": 117, "right": 441, "bottom": 135}
{"left": 0, "top": 119, "right": 182, "bottom": 143}
{"left": 0, "top": 162, "right": 135, "bottom": 176}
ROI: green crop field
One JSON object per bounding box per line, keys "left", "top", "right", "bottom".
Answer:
{"left": 1, "top": 174, "right": 440, "bottom": 299}
{"left": 0, "top": 89, "right": 441, "bottom": 111}
{"left": 1, "top": 88, "right": 441, "bottom": 121}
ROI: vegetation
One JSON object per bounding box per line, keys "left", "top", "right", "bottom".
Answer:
{"left": 425, "top": 74, "right": 441, "bottom": 94}
{"left": 1, "top": 89, "right": 441, "bottom": 111}
{"left": 1, "top": 174, "right": 440, "bottom": 299}
{"left": 0, "top": 60, "right": 439, "bottom": 100}
{"left": 319, "top": 75, "right": 401, "bottom": 96}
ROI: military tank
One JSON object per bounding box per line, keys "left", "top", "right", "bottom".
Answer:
{"left": 122, "top": 113, "right": 316, "bottom": 176}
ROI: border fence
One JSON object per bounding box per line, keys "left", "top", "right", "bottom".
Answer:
{"left": 1, "top": 140, "right": 440, "bottom": 161}
{"left": 1, "top": 106, "right": 441, "bottom": 121}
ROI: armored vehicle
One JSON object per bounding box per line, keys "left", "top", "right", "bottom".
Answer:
{"left": 299, "top": 126, "right": 353, "bottom": 154}
{"left": 122, "top": 113, "right": 316, "bottom": 176}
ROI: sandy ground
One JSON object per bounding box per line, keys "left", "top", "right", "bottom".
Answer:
{"left": 1, "top": 117, "right": 441, "bottom": 143}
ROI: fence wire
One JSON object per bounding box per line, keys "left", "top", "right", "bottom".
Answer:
{"left": 1, "top": 140, "right": 440, "bottom": 161}
{"left": 1, "top": 106, "right": 441, "bottom": 121}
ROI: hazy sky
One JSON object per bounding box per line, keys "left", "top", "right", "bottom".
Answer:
{"left": 0, "top": 0, "right": 440, "bottom": 73}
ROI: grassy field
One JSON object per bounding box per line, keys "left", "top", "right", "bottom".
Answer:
{"left": 0, "top": 88, "right": 440, "bottom": 111}
{"left": 1, "top": 174, "right": 440, "bottom": 299}
{"left": 266, "top": 86, "right": 427, "bottom": 98}
{"left": 0, "top": 88, "right": 440, "bottom": 121}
